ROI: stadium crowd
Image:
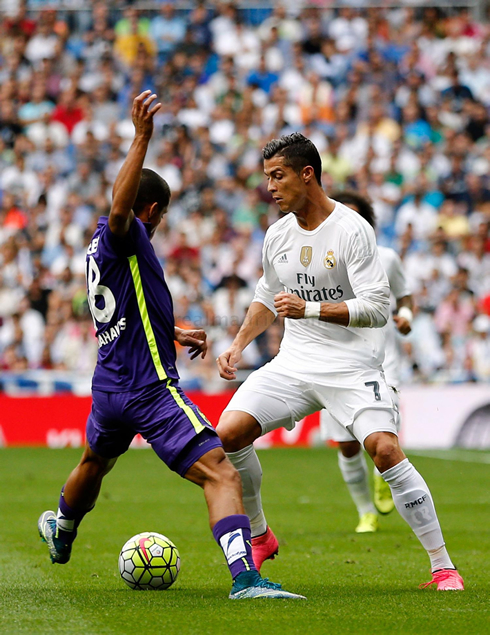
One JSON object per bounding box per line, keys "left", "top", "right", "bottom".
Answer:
{"left": 1, "top": 0, "right": 490, "bottom": 389}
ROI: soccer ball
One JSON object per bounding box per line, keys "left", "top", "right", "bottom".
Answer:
{"left": 118, "top": 532, "right": 181, "bottom": 590}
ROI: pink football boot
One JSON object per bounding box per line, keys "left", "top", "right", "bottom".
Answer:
{"left": 251, "top": 527, "right": 279, "bottom": 572}
{"left": 420, "top": 569, "right": 464, "bottom": 591}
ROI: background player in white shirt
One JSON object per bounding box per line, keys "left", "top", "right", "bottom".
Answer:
{"left": 215, "top": 133, "right": 463, "bottom": 591}
{"left": 320, "top": 191, "right": 413, "bottom": 534}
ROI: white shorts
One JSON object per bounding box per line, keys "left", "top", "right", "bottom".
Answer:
{"left": 224, "top": 359, "right": 398, "bottom": 445}
{"left": 320, "top": 386, "right": 401, "bottom": 443}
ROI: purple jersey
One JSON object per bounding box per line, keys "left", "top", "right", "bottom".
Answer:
{"left": 86, "top": 216, "right": 178, "bottom": 391}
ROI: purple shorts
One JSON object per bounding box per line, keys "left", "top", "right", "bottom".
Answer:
{"left": 86, "top": 380, "right": 222, "bottom": 477}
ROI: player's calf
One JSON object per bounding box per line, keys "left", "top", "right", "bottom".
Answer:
{"left": 187, "top": 448, "right": 304, "bottom": 598}
{"left": 38, "top": 448, "right": 115, "bottom": 564}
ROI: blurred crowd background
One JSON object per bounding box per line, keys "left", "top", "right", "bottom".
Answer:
{"left": 1, "top": 0, "right": 490, "bottom": 390}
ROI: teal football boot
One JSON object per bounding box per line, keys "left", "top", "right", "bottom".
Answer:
{"left": 38, "top": 510, "right": 72, "bottom": 564}
{"left": 229, "top": 571, "right": 306, "bottom": 600}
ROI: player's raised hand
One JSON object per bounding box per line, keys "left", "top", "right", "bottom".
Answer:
{"left": 216, "top": 348, "right": 242, "bottom": 380}
{"left": 393, "top": 314, "right": 412, "bottom": 335}
{"left": 132, "top": 90, "right": 162, "bottom": 140}
{"left": 175, "top": 327, "right": 208, "bottom": 360}
{"left": 274, "top": 292, "right": 306, "bottom": 319}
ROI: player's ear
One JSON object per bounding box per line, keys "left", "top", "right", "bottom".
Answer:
{"left": 302, "top": 166, "right": 314, "bottom": 184}
{"left": 148, "top": 202, "right": 160, "bottom": 220}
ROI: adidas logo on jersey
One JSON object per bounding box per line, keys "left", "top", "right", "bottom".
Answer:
{"left": 277, "top": 253, "right": 288, "bottom": 263}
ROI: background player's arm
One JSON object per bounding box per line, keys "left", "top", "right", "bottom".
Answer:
{"left": 385, "top": 249, "right": 413, "bottom": 335}
{"left": 109, "top": 90, "right": 161, "bottom": 237}
{"left": 394, "top": 295, "right": 413, "bottom": 335}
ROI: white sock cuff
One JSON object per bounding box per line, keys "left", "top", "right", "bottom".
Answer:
{"left": 380, "top": 458, "right": 412, "bottom": 485}
{"left": 338, "top": 450, "right": 366, "bottom": 471}
{"left": 227, "top": 444, "right": 254, "bottom": 466}
{"left": 338, "top": 450, "right": 367, "bottom": 483}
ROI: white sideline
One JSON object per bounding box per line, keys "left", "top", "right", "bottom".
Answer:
{"left": 408, "top": 450, "right": 490, "bottom": 465}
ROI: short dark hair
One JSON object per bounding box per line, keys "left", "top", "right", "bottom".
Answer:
{"left": 330, "top": 190, "right": 376, "bottom": 230}
{"left": 262, "top": 133, "right": 322, "bottom": 186}
{"left": 133, "top": 168, "right": 171, "bottom": 216}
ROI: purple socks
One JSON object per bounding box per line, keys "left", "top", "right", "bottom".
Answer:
{"left": 212, "top": 514, "right": 257, "bottom": 579}
{"left": 56, "top": 487, "right": 92, "bottom": 545}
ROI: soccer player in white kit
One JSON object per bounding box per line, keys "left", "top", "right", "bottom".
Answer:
{"left": 215, "top": 133, "right": 464, "bottom": 591}
{"left": 320, "top": 191, "right": 413, "bottom": 534}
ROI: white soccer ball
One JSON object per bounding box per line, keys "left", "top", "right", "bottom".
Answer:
{"left": 118, "top": 532, "right": 180, "bottom": 590}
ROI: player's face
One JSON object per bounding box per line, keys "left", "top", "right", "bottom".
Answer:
{"left": 264, "top": 156, "right": 308, "bottom": 213}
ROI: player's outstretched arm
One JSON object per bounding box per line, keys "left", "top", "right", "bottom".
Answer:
{"left": 216, "top": 302, "right": 275, "bottom": 380}
{"left": 109, "top": 90, "right": 162, "bottom": 237}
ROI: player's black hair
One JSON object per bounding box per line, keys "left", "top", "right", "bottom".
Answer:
{"left": 133, "top": 168, "right": 171, "bottom": 216}
{"left": 330, "top": 190, "right": 376, "bottom": 231}
{"left": 262, "top": 133, "right": 322, "bottom": 186}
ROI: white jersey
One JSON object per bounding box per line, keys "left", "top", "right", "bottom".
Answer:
{"left": 378, "top": 246, "right": 410, "bottom": 387}
{"left": 253, "top": 201, "right": 390, "bottom": 378}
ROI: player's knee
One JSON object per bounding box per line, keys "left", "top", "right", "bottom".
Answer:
{"left": 339, "top": 440, "right": 361, "bottom": 458}
{"left": 217, "top": 428, "right": 241, "bottom": 453}
{"left": 371, "top": 438, "right": 400, "bottom": 471}
{"left": 216, "top": 411, "right": 260, "bottom": 453}
{"left": 216, "top": 418, "right": 244, "bottom": 453}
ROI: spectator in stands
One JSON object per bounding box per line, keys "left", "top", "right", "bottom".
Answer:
{"left": 1, "top": 3, "right": 490, "bottom": 388}
{"left": 395, "top": 186, "right": 438, "bottom": 240}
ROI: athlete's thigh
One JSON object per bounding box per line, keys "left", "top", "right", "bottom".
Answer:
{"left": 86, "top": 391, "right": 135, "bottom": 459}
{"left": 313, "top": 368, "right": 395, "bottom": 431}
{"left": 319, "top": 409, "right": 356, "bottom": 443}
{"left": 124, "top": 380, "right": 222, "bottom": 478}
{"left": 224, "top": 363, "right": 322, "bottom": 435}
{"left": 351, "top": 408, "right": 399, "bottom": 448}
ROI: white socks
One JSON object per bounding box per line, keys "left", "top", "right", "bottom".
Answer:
{"left": 382, "top": 458, "right": 454, "bottom": 571}
{"left": 338, "top": 451, "right": 377, "bottom": 517}
{"left": 227, "top": 445, "right": 267, "bottom": 538}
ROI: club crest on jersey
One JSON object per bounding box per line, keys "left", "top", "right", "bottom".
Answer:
{"left": 324, "top": 250, "right": 336, "bottom": 269}
{"left": 300, "top": 246, "right": 312, "bottom": 267}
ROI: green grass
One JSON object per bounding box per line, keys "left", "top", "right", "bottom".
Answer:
{"left": 0, "top": 448, "right": 488, "bottom": 635}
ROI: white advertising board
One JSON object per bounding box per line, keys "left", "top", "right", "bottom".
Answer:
{"left": 399, "top": 384, "right": 490, "bottom": 449}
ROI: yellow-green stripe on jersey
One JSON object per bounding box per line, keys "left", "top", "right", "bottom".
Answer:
{"left": 128, "top": 255, "right": 205, "bottom": 434}
{"left": 128, "top": 255, "right": 168, "bottom": 381}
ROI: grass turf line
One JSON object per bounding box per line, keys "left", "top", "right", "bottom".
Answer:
{"left": 0, "top": 447, "right": 488, "bottom": 635}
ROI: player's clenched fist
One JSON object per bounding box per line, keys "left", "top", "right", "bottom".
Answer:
{"left": 132, "top": 90, "right": 162, "bottom": 140}
{"left": 393, "top": 314, "right": 412, "bottom": 335}
{"left": 274, "top": 292, "right": 306, "bottom": 319}
{"left": 216, "top": 348, "right": 242, "bottom": 380}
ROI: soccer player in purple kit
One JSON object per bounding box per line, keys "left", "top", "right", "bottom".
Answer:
{"left": 37, "top": 90, "right": 304, "bottom": 600}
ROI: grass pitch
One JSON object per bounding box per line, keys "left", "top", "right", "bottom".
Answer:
{"left": 0, "top": 447, "right": 488, "bottom": 634}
